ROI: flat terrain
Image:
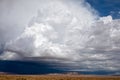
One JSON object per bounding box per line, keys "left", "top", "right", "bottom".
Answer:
{"left": 0, "top": 74, "right": 120, "bottom": 80}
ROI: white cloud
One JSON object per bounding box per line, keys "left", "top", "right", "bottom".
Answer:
{"left": 0, "top": 0, "right": 120, "bottom": 74}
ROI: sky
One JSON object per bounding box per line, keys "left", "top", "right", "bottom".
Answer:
{"left": 0, "top": 0, "right": 120, "bottom": 75}
{"left": 86, "top": 0, "right": 120, "bottom": 19}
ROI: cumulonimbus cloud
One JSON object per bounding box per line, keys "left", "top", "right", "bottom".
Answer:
{"left": 0, "top": 0, "right": 120, "bottom": 74}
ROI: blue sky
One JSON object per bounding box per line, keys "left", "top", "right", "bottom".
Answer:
{"left": 86, "top": 0, "right": 120, "bottom": 19}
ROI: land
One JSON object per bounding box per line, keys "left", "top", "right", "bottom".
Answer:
{"left": 0, "top": 74, "right": 120, "bottom": 80}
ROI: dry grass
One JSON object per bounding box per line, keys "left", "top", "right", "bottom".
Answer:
{"left": 0, "top": 74, "right": 120, "bottom": 80}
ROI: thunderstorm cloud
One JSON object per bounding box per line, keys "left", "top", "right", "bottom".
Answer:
{"left": 0, "top": 0, "right": 120, "bottom": 74}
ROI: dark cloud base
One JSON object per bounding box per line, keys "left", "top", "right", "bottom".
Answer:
{"left": 0, "top": 60, "right": 63, "bottom": 74}
{"left": 0, "top": 60, "right": 119, "bottom": 75}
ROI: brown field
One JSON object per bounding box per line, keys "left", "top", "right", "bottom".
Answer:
{"left": 0, "top": 74, "right": 120, "bottom": 80}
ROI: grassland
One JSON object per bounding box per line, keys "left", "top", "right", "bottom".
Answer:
{"left": 0, "top": 74, "right": 120, "bottom": 80}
